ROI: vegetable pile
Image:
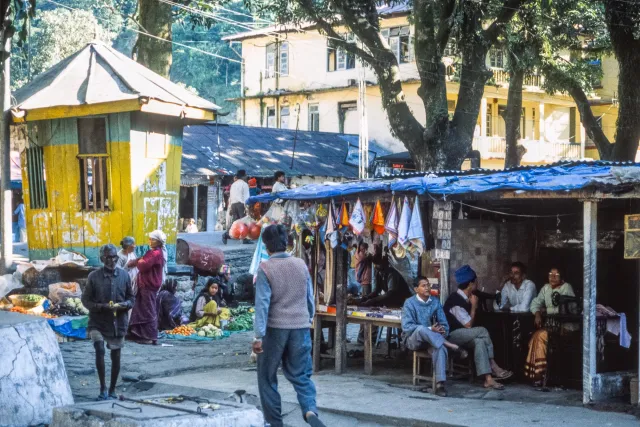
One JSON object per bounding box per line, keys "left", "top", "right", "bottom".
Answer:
{"left": 48, "top": 297, "right": 89, "bottom": 316}
{"left": 226, "top": 306, "right": 255, "bottom": 332}
{"left": 166, "top": 325, "right": 196, "bottom": 336}
{"left": 197, "top": 324, "right": 224, "bottom": 338}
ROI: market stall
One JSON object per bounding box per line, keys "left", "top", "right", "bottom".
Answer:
{"left": 247, "top": 160, "right": 640, "bottom": 404}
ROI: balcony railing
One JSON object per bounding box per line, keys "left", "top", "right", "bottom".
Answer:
{"left": 491, "top": 68, "right": 543, "bottom": 88}
{"left": 472, "top": 136, "right": 582, "bottom": 163}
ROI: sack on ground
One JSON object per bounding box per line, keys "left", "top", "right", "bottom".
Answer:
{"left": 48, "top": 282, "right": 82, "bottom": 305}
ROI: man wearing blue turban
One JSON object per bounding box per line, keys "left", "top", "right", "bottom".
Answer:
{"left": 443, "top": 265, "right": 513, "bottom": 390}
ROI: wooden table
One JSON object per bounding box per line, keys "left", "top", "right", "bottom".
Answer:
{"left": 314, "top": 312, "right": 401, "bottom": 375}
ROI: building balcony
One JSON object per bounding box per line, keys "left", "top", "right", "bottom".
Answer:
{"left": 472, "top": 136, "right": 582, "bottom": 163}
{"left": 491, "top": 68, "right": 544, "bottom": 88}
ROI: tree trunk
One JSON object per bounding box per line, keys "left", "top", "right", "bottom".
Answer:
{"left": 134, "top": 0, "right": 172, "bottom": 77}
{"left": 610, "top": 42, "right": 640, "bottom": 161}
{"left": 606, "top": 0, "right": 640, "bottom": 161}
{"left": 504, "top": 68, "right": 524, "bottom": 168}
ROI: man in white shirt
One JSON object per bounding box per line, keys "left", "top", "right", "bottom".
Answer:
{"left": 444, "top": 265, "right": 512, "bottom": 390}
{"left": 271, "top": 170, "right": 288, "bottom": 193}
{"left": 222, "top": 170, "right": 250, "bottom": 244}
{"left": 493, "top": 262, "right": 537, "bottom": 312}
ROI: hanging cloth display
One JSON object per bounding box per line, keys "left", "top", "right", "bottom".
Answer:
{"left": 326, "top": 200, "right": 339, "bottom": 248}
{"left": 363, "top": 204, "right": 374, "bottom": 235}
{"left": 349, "top": 199, "right": 366, "bottom": 235}
{"left": 324, "top": 239, "right": 334, "bottom": 305}
{"left": 340, "top": 202, "right": 350, "bottom": 228}
{"left": 385, "top": 197, "right": 399, "bottom": 247}
{"left": 372, "top": 200, "right": 386, "bottom": 235}
{"left": 407, "top": 196, "right": 426, "bottom": 255}
{"left": 397, "top": 196, "right": 412, "bottom": 248}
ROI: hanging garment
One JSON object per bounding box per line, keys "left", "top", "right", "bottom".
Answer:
{"left": 385, "top": 197, "right": 399, "bottom": 247}
{"left": 340, "top": 202, "right": 350, "bottom": 227}
{"left": 407, "top": 196, "right": 426, "bottom": 255}
{"left": 372, "top": 200, "right": 386, "bottom": 235}
{"left": 324, "top": 239, "right": 335, "bottom": 305}
{"left": 397, "top": 196, "right": 412, "bottom": 248}
{"left": 349, "top": 199, "right": 366, "bottom": 235}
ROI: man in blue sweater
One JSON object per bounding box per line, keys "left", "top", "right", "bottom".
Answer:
{"left": 402, "top": 276, "right": 468, "bottom": 396}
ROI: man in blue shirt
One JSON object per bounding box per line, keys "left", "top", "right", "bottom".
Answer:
{"left": 402, "top": 276, "right": 468, "bottom": 396}
{"left": 14, "top": 198, "right": 26, "bottom": 242}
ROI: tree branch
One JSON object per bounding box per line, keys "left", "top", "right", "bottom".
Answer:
{"left": 435, "top": 0, "right": 457, "bottom": 54}
{"left": 566, "top": 79, "right": 613, "bottom": 159}
{"left": 484, "top": 0, "right": 526, "bottom": 44}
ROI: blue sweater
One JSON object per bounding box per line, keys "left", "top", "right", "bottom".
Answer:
{"left": 401, "top": 295, "right": 450, "bottom": 340}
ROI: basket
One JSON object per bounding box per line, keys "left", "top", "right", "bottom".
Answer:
{"left": 9, "top": 294, "right": 44, "bottom": 308}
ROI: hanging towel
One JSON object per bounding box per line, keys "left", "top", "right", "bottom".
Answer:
{"left": 372, "top": 200, "right": 386, "bottom": 235}
{"left": 349, "top": 199, "right": 366, "bottom": 235}
{"left": 619, "top": 313, "right": 632, "bottom": 348}
{"left": 407, "top": 196, "right": 425, "bottom": 255}
{"left": 249, "top": 228, "right": 269, "bottom": 276}
{"left": 397, "top": 196, "right": 412, "bottom": 248}
{"left": 385, "top": 197, "right": 399, "bottom": 247}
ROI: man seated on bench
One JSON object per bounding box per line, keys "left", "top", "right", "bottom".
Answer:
{"left": 444, "top": 265, "right": 513, "bottom": 390}
{"left": 401, "top": 276, "right": 468, "bottom": 397}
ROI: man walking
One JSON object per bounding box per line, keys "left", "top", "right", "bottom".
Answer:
{"left": 223, "top": 169, "right": 250, "bottom": 244}
{"left": 82, "top": 244, "right": 135, "bottom": 400}
{"left": 253, "top": 224, "right": 325, "bottom": 427}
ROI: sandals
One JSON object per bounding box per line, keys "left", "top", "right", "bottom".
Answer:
{"left": 96, "top": 391, "right": 109, "bottom": 401}
{"left": 484, "top": 382, "right": 505, "bottom": 390}
{"left": 452, "top": 347, "right": 468, "bottom": 360}
{"left": 494, "top": 370, "right": 514, "bottom": 381}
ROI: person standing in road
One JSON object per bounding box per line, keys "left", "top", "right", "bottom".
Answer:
{"left": 271, "top": 170, "right": 288, "bottom": 193}
{"left": 223, "top": 169, "right": 250, "bottom": 244}
{"left": 14, "top": 198, "right": 26, "bottom": 242}
{"left": 82, "top": 244, "right": 135, "bottom": 400}
{"left": 253, "top": 224, "right": 326, "bottom": 427}
{"left": 127, "top": 230, "right": 166, "bottom": 345}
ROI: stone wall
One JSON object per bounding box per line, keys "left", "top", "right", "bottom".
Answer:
{"left": 448, "top": 219, "right": 535, "bottom": 295}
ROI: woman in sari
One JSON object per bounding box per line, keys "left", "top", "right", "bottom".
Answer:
{"left": 117, "top": 236, "right": 138, "bottom": 294}
{"left": 128, "top": 230, "right": 166, "bottom": 344}
{"left": 156, "top": 278, "right": 183, "bottom": 331}
{"left": 189, "top": 279, "right": 228, "bottom": 328}
{"left": 524, "top": 267, "right": 576, "bottom": 386}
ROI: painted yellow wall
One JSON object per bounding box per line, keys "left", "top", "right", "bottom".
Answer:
{"left": 21, "top": 112, "right": 183, "bottom": 264}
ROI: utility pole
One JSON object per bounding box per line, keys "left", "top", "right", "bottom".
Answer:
{"left": 0, "top": 7, "right": 12, "bottom": 272}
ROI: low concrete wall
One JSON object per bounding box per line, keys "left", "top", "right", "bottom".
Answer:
{"left": 0, "top": 312, "right": 74, "bottom": 426}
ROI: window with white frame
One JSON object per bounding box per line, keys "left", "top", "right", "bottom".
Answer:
{"left": 265, "top": 42, "right": 289, "bottom": 78}
{"left": 327, "top": 33, "right": 356, "bottom": 71}
{"left": 266, "top": 107, "right": 276, "bottom": 128}
{"left": 381, "top": 26, "right": 413, "bottom": 64}
{"left": 309, "top": 104, "right": 320, "bottom": 131}
{"left": 280, "top": 106, "right": 290, "bottom": 129}
{"left": 489, "top": 48, "right": 505, "bottom": 68}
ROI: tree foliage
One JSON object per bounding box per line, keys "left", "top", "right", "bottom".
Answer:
{"left": 245, "top": 0, "right": 525, "bottom": 170}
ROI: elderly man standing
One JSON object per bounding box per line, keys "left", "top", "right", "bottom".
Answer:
{"left": 444, "top": 265, "right": 512, "bottom": 390}
{"left": 252, "top": 224, "right": 325, "bottom": 427}
{"left": 82, "top": 244, "right": 134, "bottom": 400}
{"left": 402, "top": 276, "right": 468, "bottom": 397}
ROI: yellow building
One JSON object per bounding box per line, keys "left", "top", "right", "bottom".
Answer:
{"left": 225, "top": 6, "right": 619, "bottom": 169}
{"left": 11, "top": 41, "right": 218, "bottom": 264}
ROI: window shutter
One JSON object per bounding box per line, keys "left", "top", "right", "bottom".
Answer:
{"left": 279, "top": 42, "right": 289, "bottom": 76}
{"left": 337, "top": 47, "right": 347, "bottom": 70}
{"left": 389, "top": 36, "right": 400, "bottom": 63}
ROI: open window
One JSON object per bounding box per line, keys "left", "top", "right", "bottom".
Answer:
{"left": 280, "top": 106, "right": 290, "bottom": 129}
{"left": 381, "top": 26, "right": 413, "bottom": 64}
{"left": 77, "top": 118, "right": 109, "bottom": 211}
{"left": 266, "top": 107, "right": 276, "bottom": 128}
{"left": 328, "top": 33, "right": 356, "bottom": 71}
{"left": 265, "top": 42, "right": 289, "bottom": 78}
{"left": 309, "top": 104, "right": 320, "bottom": 131}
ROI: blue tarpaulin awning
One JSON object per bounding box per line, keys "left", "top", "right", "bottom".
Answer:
{"left": 247, "top": 162, "right": 640, "bottom": 204}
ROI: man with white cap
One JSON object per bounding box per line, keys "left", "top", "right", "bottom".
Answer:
{"left": 127, "top": 230, "right": 167, "bottom": 345}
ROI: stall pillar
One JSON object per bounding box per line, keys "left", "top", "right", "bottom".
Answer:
{"left": 583, "top": 199, "right": 598, "bottom": 404}
{"left": 335, "top": 247, "right": 348, "bottom": 374}
{"left": 439, "top": 259, "right": 450, "bottom": 304}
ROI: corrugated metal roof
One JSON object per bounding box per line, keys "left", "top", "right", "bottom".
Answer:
{"left": 12, "top": 41, "right": 219, "bottom": 113}
{"left": 181, "top": 124, "right": 392, "bottom": 181}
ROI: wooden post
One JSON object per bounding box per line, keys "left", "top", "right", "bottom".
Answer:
{"left": 193, "top": 185, "right": 199, "bottom": 223}
{"left": 313, "top": 316, "right": 322, "bottom": 372}
{"left": 364, "top": 323, "right": 373, "bottom": 375}
{"left": 583, "top": 199, "right": 598, "bottom": 404}
{"left": 335, "top": 246, "right": 348, "bottom": 374}
{"left": 439, "top": 259, "right": 449, "bottom": 304}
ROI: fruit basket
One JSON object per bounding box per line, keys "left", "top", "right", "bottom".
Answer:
{"left": 9, "top": 294, "right": 44, "bottom": 308}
